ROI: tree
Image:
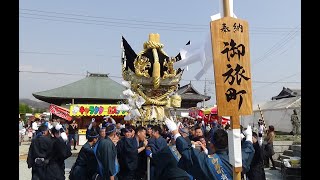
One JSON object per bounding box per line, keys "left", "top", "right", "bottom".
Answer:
{"left": 19, "top": 103, "right": 33, "bottom": 114}
{"left": 19, "top": 103, "right": 26, "bottom": 114}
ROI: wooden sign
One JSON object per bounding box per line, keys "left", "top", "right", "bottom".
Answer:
{"left": 210, "top": 17, "right": 252, "bottom": 116}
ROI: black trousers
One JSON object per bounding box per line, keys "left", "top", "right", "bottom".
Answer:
{"left": 32, "top": 166, "right": 47, "bottom": 180}
{"left": 68, "top": 134, "right": 77, "bottom": 149}
{"left": 117, "top": 170, "right": 137, "bottom": 180}
{"left": 264, "top": 155, "right": 276, "bottom": 168}
{"left": 246, "top": 164, "right": 266, "bottom": 180}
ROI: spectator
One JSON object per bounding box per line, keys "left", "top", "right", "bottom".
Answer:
{"left": 86, "top": 118, "right": 100, "bottom": 139}
{"left": 68, "top": 120, "right": 79, "bottom": 150}
{"left": 19, "top": 118, "right": 26, "bottom": 145}
{"left": 32, "top": 119, "right": 39, "bottom": 139}
{"left": 258, "top": 120, "right": 265, "bottom": 147}
{"left": 264, "top": 125, "right": 276, "bottom": 170}
{"left": 99, "top": 127, "right": 106, "bottom": 140}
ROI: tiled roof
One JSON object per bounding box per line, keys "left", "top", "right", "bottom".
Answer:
{"left": 177, "top": 83, "right": 211, "bottom": 101}
{"left": 33, "top": 73, "right": 126, "bottom": 101}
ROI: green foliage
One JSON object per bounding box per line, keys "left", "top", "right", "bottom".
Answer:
{"left": 33, "top": 108, "right": 47, "bottom": 113}
{"left": 19, "top": 103, "right": 47, "bottom": 114}
{"left": 19, "top": 103, "right": 33, "bottom": 113}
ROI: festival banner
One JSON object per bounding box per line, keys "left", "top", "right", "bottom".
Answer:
{"left": 49, "top": 104, "right": 72, "bottom": 121}
{"left": 69, "top": 104, "right": 128, "bottom": 116}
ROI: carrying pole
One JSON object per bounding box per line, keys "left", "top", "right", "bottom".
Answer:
{"left": 223, "top": 1, "right": 241, "bottom": 180}
{"left": 147, "top": 157, "right": 150, "bottom": 180}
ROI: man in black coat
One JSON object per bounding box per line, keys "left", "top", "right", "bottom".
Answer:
{"left": 246, "top": 132, "right": 266, "bottom": 180}
{"left": 27, "top": 124, "right": 53, "bottom": 180}
{"left": 117, "top": 126, "right": 148, "bottom": 180}
{"left": 150, "top": 145, "right": 191, "bottom": 180}
{"left": 69, "top": 131, "right": 99, "bottom": 180}
{"left": 95, "top": 124, "right": 118, "bottom": 179}
{"left": 146, "top": 125, "right": 168, "bottom": 180}
{"left": 47, "top": 124, "right": 72, "bottom": 180}
{"left": 117, "top": 127, "right": 134, "bottom": 179}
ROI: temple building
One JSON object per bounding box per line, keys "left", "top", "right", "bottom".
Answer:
{"left": 173, "top": 82, "right": 211, "bottom": 117}
{"left": 33, "top": 73, "right": 211, "bottom": 125}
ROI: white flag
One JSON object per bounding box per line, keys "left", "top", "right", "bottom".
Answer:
{"left": 174, "top": 41, "right": 204, "bottom": 69}
{"left": 194, "top": 33, "right": 214, "bottom": 80}
{"left": 194, "top": 0, "right": 237, "bottom": 80}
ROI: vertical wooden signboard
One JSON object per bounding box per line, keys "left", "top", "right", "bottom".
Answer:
{"left": 211, "top": 17, "right": 252, "bottom": 116}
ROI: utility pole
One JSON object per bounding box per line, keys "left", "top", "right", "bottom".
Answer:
{"left": 203, "top": 78, "right": 207, "bottom": 107}
{"left": 204, "top": 78, "right": 207, "bottom": 96}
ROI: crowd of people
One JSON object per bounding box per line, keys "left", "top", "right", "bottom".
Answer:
{"left": 25, "top": 115, "right": 278, "bottom": 180}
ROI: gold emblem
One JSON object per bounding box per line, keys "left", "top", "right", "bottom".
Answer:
{"left": 163, "top": 57, "right": 177, "bottom": 79}
{"left": 134, "top": 56, "right": 151, "bottom": 77}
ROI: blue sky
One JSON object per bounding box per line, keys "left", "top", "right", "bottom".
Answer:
{"left": 19, "top": 0, "right": 301, "bottom": 107}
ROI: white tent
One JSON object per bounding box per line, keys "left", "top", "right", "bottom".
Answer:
{"left": 241, "top": 96, "right": 301, "bottom": 133}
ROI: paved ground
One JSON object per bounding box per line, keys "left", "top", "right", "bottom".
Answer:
{"left": 19, "top": 136, "right": 283, "bottom": 180}
{"left": 19, "top": 156, "right": 76, "bottom": 180}
{"left": 19, "top": 136, "right": 80, "bottom": 180}
{"left": 265, "top": 168, "right": 282, "bottom": 180}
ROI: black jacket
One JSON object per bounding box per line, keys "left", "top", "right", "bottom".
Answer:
{"left": 46, "top": 137, "right": 72, "bottom": 180}
{"left": 96, "top": 137, "right": 117, "bottom": 179}
{"left": 70, "top": 141, "right": 98, "bottom": 180}
{"left": 152, "top": 146, "right": 190, "bottom": 180}
{"left": 27, "top": 135, "right": 53, "bottom": 168}
{"left": 246, "top": 142, "right": 266, "bottom": 180}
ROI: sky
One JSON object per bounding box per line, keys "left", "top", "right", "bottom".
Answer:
{"left": 19, "top": 0, "right": 301, "bottom": 107}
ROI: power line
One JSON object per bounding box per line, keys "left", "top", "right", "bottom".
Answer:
{"left": 19, "top": 16, "right": 205, "bottom": 33}
{"left": 19, "top": 50, "right": 118, "bottom": 58}
{"left": 20, "top": 14, "right": 292, "bottom": 35}
{"left": 253, "top": 72, "right": 301, "bottom": 90}
{"left": 252, "top": 25, "right": 301, "bottom": 66}
{"left": 20, "top": 12, "right": 206, "bottom": 30}
{"left": 19, "top": 9, "right": 299, "bottom": 35}
{"left": 19, "top": 15, "right": 298, "bottom": 35}
{"left": 19, "top": 70, "right": 300, "bottom": 84}
{"left": 20, "top": 8, "right": 207, "bottom": 27}
{"left": 19, "top": 14, "right": 297, "bottom": 34}
{"left": 20, "top": 8, "right": 300, "bottom": 31}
